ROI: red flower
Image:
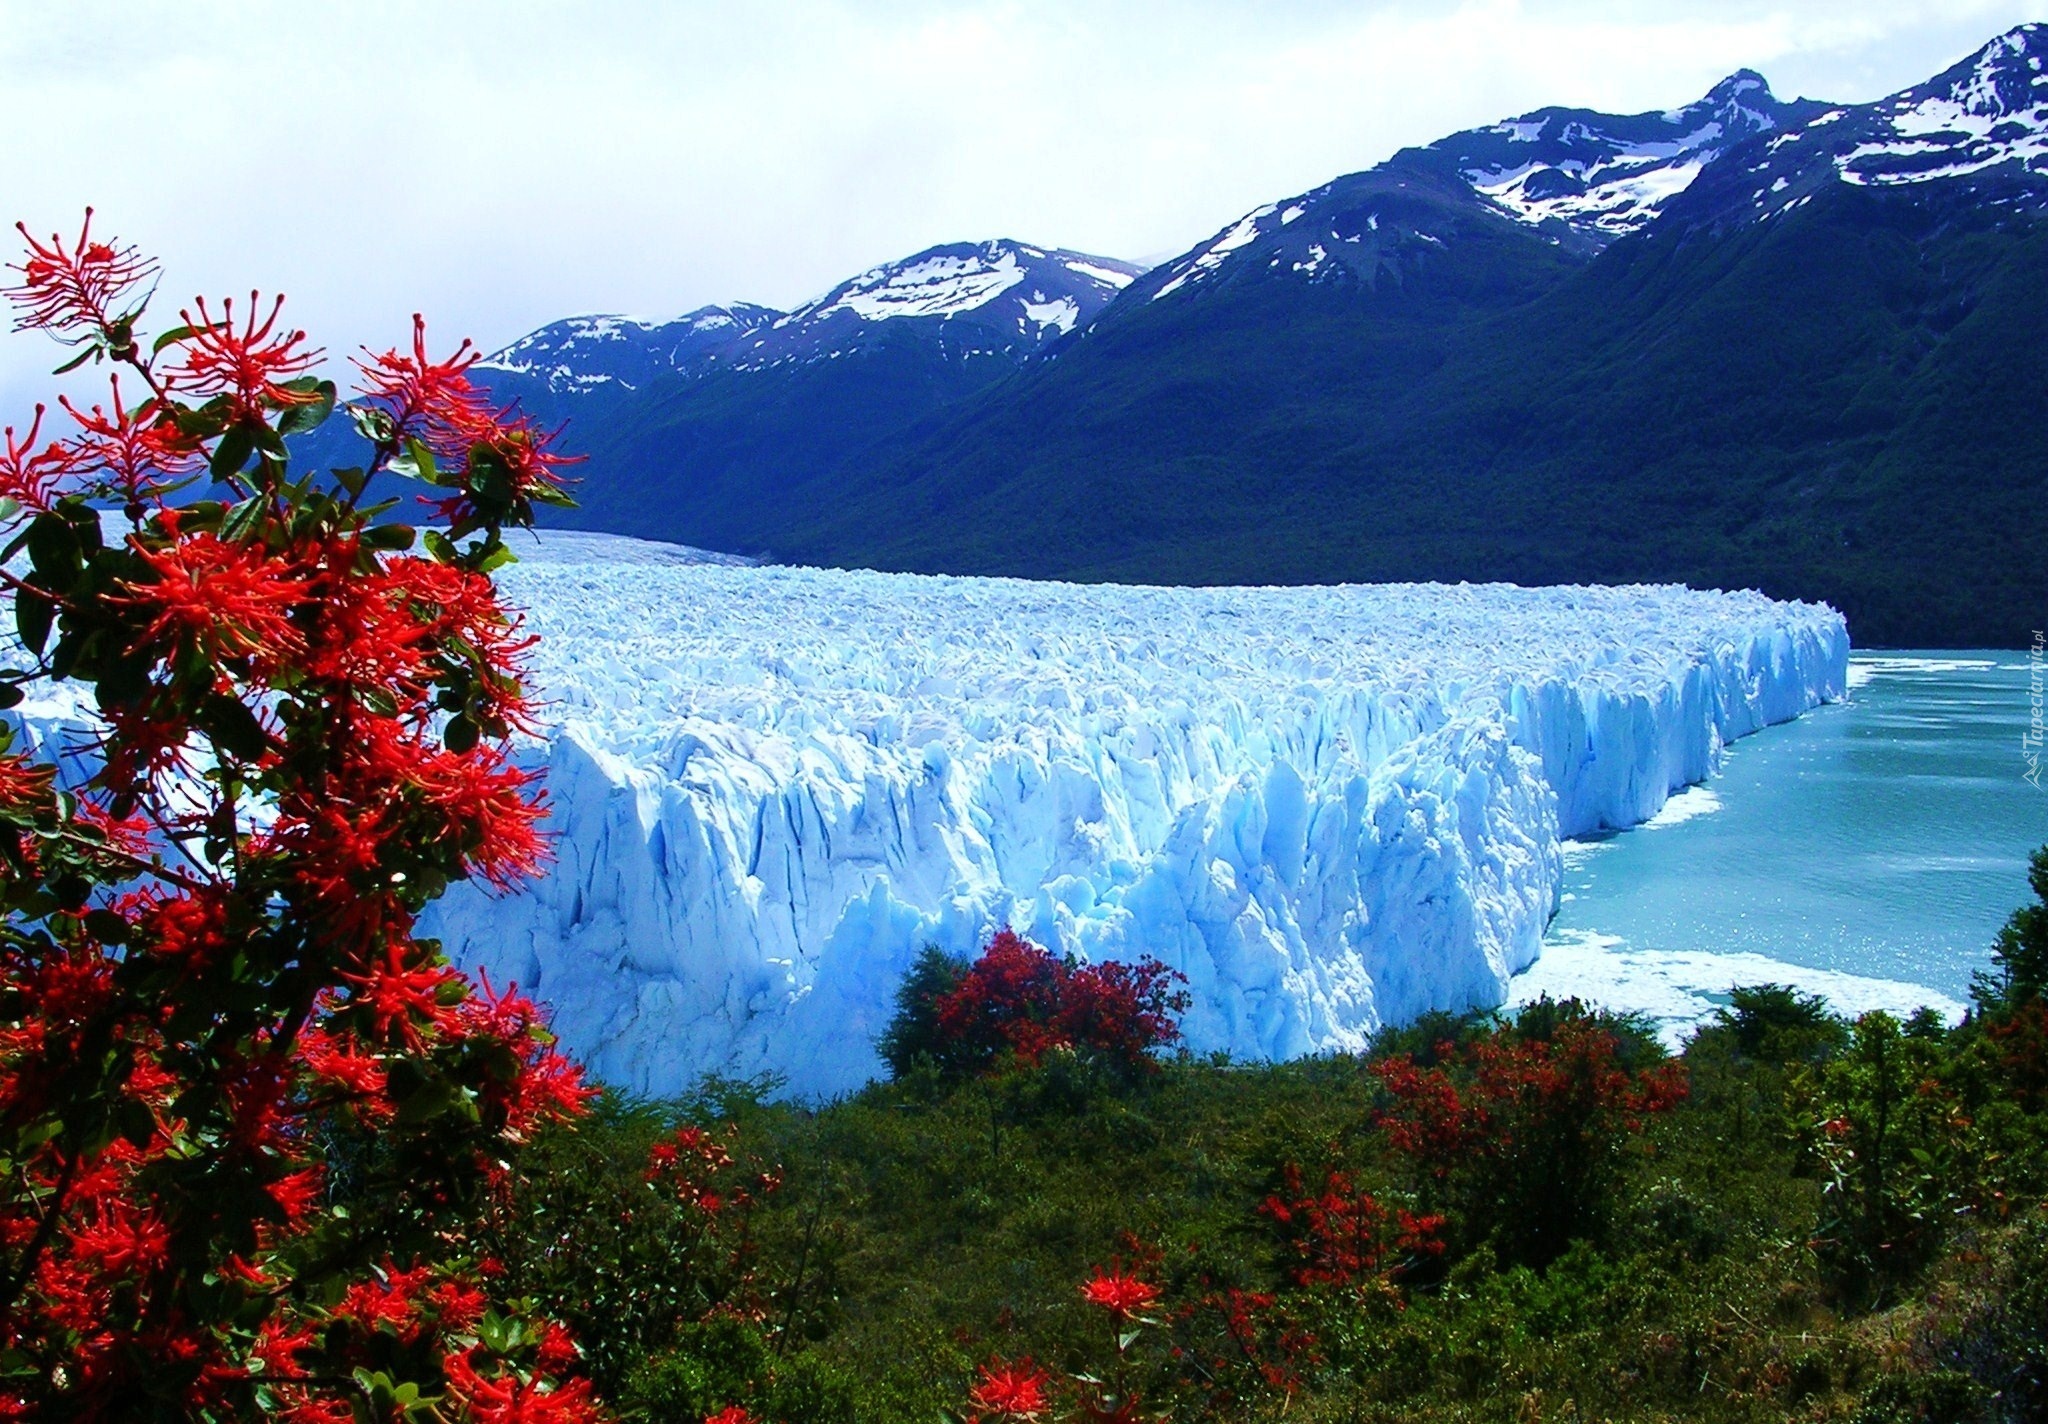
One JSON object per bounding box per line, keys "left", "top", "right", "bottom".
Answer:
{"left": 111, "top": 530, "right": 309, "bottom": 669}
{"left": 58, "top": 373, "right": 204, "bottom": 504}
{"left": 0, "top": 405, "right": 77, "bottom": 513}
{"left": 1080, "top": 1266, "right": 1161, "bottom": 1321}
{"left": 265, "top": 1169, "right": 324, "bottom": 1226}
{"left": 967, "top": 1358, "right": 1052, "bottom": 1422}
{"left": 344, "top": 945, "right": 466, "bottom": 1048}
{"left": 0, "top": 753, "right": 56, "bottom": 812}
{"left": 352, "top": 314, "right": 493, "bottom": 455}
{"left": 4, "top": 209, "right": 158, "bottom": 341}
{"left": 64, "top": 1200, "right": 170, "bottom": 1278}
{"left": 702, "top": 1410, "right": 757, "bottom": 1424}
{"left": 443, "top": 1348, "right": 601, "bottom": 1424}
{"left": 162, "top": 291, "right": 321, "bottom": 424}
{"left": 930, "top": 929, "right": 1187, "bottom": 1077}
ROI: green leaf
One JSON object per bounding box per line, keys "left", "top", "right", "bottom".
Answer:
{"left": 50, "top": 347, "right": 98, "bottom": 376}
{"left": 150, "top": 324, "right": 196, "bottom": 355}
{"left": 15, "top": 593, "right": 53, "bottom": 658}
{"left": 364, "top": 523, "right": 416, "bottom": 551}
{"left": 443, "top": 715, "right": 479, "bottom": 754}
{"left": 423, "top": 529, "right": 458, "bottom": 565}
{"left": 349, "top": 404, "right": 396, "bottom": 445}
{"left": 0, "top": 683, "right": 21, "bottom": 711}
{"left": 25, "top": 516, "right": 79, "bottom": 591}
{"left": 394, "top": 1074, "right": 462, "bottom": 1126}
{"left": 332, "top": 466, "right": 368, "bottom": 499}
{"left": 277, "top": 378, "right": 337, "bottom": 437}
{"left": 210, "top": 425, "right": 256, "bottom": 481}
{"left": 82, "top": 909, "right": 129, "bottom": 944}
{"left": 203, "top": 694, "right": 269, "bottom": 761}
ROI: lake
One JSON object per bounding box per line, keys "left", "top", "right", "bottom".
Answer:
{"left": 1510, "top": 650, "right": 2048, "bottom": 1042}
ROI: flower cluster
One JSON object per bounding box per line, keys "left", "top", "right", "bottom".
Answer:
{"left": 928, "top": 930, "right": 1189, "bottom": 1078}
{"left": 0, "top": 215, "right": 599, "bottom": 1419}
{"left": 645, "top": 1123, "right": 782, "bottom": 1221}
{"left": 1079, "top": 1265, "right": 1162, "bottom": 1323}
{"left": 965, "top": 1358, "right": 1053, "bottom": 1423}
{"left": 1257, "top": 1163, "right": 1444, "bottom": 1294}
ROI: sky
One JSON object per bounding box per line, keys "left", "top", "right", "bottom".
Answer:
{"left": 1, "top": 0, "right": 2043, "bottom": 406}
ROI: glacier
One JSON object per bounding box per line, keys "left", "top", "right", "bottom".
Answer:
{"left": 411, "top": 534, "right": 1849, "bottom": 1100}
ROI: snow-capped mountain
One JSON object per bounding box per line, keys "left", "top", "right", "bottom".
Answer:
{"left": 1438, "top": 71, "right": 1826, "bottom": 244}
{"left": 1671, "top": 23, "right": 2048, "bottom": 230}
{"left": 474, "top": 241, "right": 1139, "bottom": 399}
{"left": 1121, "top": 71, "right": 1822, "bottom": 309}
{"left": 725, "top": 240, "right": 1143, "bottom": 368}
{"left": 476, "top": 303, "right": 781, "bottom": 395}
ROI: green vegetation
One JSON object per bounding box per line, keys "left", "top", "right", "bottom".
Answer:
{"left": 489, "top": 852, "right": 2048, "bottom": 1422}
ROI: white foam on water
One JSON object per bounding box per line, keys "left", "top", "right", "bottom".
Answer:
{"left": 1510, "top": 929, "right": 1965, "bottom": 1049}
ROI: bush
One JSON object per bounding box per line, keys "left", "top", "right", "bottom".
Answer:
{"left": 879, "top": 929, "right": 1188, "bottom": 1084}
{"left": 1372, "top": 998, "right": 1689, "bottom": 1267}
{"left": 1798, "top": 1011, "right": 1971, "bottom": 1304}
{"left": 0, "top": 213, "right": 592, "bottom": 1417}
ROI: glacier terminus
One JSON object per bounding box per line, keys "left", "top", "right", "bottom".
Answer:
{"left": 419, "top": 533, "right": 1850, "bottom": 1099}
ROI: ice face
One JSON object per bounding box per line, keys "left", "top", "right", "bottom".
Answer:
{"left": 415, "top": 536, "right": 1849, "bottom": 1100}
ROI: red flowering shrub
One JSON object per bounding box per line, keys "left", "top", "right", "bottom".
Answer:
{"left": 1372, "top": 1007, "right": 1687, "bottom": 1267}
{"left": 886, "top": 930, "right": 1189, "bottom": 1082}
{"left": 1258, "top": 1163, "right": 1444, "bottom": 1294}
{"left": 0, "top": 213, "right": 593, "bottom": 1418}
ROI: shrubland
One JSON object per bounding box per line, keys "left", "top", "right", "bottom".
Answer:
{"left": 491, "top": 862, "right": 2048, "bottom": 1423}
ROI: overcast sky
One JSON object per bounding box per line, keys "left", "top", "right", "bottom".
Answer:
{"left": 1, "top": 0, "right": 2042, "bottom": 406}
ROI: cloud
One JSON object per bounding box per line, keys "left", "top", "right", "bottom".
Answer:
{"left": 0, "top": 0, "right": 2040, "bottom": 406}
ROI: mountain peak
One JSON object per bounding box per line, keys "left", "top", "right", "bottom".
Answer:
{"left": 1931, "top": 22, "right": 2048, "bottom": 119}
{"left": 732, "top": 240, "right": 1142, "bottom": 368}
{"left": 1701, "top": 68, "right": 1772, "bottom": 104}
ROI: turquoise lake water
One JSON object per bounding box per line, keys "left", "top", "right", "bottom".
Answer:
{"left": 1511, "top": 651, "right": 2048, "bottom": 1041}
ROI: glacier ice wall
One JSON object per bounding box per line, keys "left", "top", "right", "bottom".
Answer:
{"left": 417, "top": 538, "right": 1849, "bottom": 1099}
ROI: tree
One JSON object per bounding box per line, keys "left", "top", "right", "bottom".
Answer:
{"left": 0, "top": 212, "right": 597, "bottom": 1419}
{"left": 1972, "top": 845, "right": 2048, "bottom": 1018}
{"left": 879, "top": 930, "right": 1188, "bottom": 1084}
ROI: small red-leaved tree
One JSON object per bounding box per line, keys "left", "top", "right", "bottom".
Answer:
{"left": 1258, "top": 1163, "right": 1444, "bottom": 1295}
{"left": 881, "top": 930, "right": 1189, "bottom": 1082}
{"left": 1373, "top": 1009, "right": 1687, "bottom": 1267}
{"left": 0, "top": 213, "right": 598, "bottom": 1419}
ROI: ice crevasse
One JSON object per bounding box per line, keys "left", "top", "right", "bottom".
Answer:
{"left": 417, "top": 533, "right": 1849, "bottom": 1099}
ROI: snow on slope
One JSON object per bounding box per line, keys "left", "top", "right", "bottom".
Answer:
{"left": 475, "top": 304, "right": 782, "bottom": 395}
{"left": 1455, "top": 71, "right": 1806, "bottom": 240}
{"left": 1130, "top": 71, "right": 1819, "bottom": 308}
{"left": 1670, "top": 25, "right": 2048, "bottom": 229}
{"left": 419, "top": 537, "right": 1848, "bottom": 1099}
{"left": 734, "top": 240, "right": 1144, "bottom": 368}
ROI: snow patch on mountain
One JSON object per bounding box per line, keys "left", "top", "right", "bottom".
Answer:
{"left": 734, "top": 240, "right": 1144, "bottom": 368}
{"left": 476, "top": 304, "right": 781, "bottom": 394}
{"left": 1454, "top": 71, "right": 1804, "bottom": 239}
{"left": 805, "top": 250, "right": 1032, "bottom": 322}
{"left": 416, "top": 535, "right": 1848, "bottom": 1099}
{"left": 1680, "top": 24, "right": 2048, "bottom": 226}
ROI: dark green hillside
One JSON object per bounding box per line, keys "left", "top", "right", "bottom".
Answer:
{"left": 782, "top": 185, "right": 2045, "bottom": 647}
{"left": 545, "top": 326, "right": 1023, "bottom": 555}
